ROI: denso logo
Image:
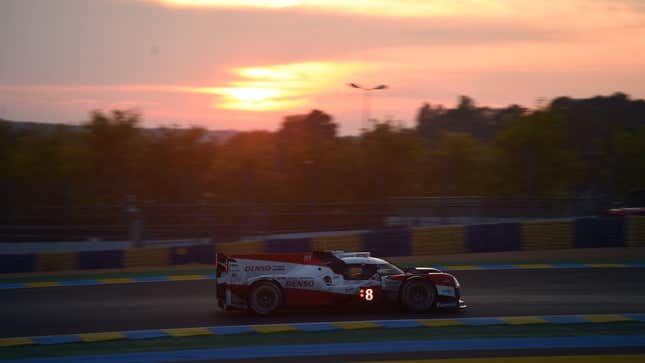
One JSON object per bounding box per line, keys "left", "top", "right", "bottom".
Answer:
{"left": 285, "top": 279, "right": 314, "bottom": 288}
{"left": 244, "top": 265, "right": 272, "bottom": 272}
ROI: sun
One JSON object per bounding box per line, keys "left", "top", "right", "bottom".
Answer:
{"left": 194, "top": 61, "right": 367, "bottom": 112}
{"left": 220, "top": 87, "right": 283, "bottom": 103}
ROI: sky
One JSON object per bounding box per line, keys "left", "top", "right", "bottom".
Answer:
{"left": 1, "top": 0, "right": 644, "bottom": 134}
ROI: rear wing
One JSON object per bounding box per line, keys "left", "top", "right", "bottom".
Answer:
{"left": 215, "top": 253, "right": 231, "bottom": 279}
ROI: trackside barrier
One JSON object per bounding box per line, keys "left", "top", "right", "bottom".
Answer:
{"left": 36, "top": 252, "right": 78, "bottom": 272}
{"left": 0, "top": 254, "right": 35, "bottom": 273}
{"left": 574, "top": 217, "right": 625, "bottom": 248}
{"left": 311, "top": 233, "right": 362, "bottom": 252}
{"left": 627, "top": 216, "right": 645, "bottom": 247}
{"left": 520, "top": 220, "right": 573, "bottom": 250}
{"left": 465, "top": 223, "right": 521, "bottom": 253}
{"left": 1, "top": 216, "right": 643, "bottom": 274}
{"left": 78, "top": 250, "right": 124, "bottom": 270}
{"left": 362, "top": 228, "right": 411, "bottom": 257}
{"left": 170, "top": 244, "right": 214, "bottom": 265}
{"left": 264, "top": 238, "right": 311, "bottom": 253}
{"left": 215, "top": 240, "right": 264, "bottom": 255}
{"left": 124, "top": 247, "right": 169, "bottom": 268}
{"left": 411, "top": 225, "right": 465, "bottom": 255}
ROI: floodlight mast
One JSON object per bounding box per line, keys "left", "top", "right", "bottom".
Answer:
{"left": 347, "top": 83, "right": 389, "bottom": 131}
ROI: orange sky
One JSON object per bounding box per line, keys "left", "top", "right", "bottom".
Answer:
{"left": 1, "top": 0, "right": 644, "bottom": 134}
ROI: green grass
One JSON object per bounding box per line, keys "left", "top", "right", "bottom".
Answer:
{"left": 1, "top": 322, "right": 644, "bottom": 360}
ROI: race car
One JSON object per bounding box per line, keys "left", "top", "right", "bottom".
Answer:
{"left": 215, "top": 250, "right": 465, "bottom": 315}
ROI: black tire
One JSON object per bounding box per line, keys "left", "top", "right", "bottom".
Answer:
{"left": 400, "top": 278, "right": 436, "bottom": 313}
{"left": 248, "top": 281, "right": 282, "bottom": 315}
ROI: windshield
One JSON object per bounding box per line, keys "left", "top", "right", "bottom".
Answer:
{"left": 376, "top": 263, "right": 404, "bottom": 276}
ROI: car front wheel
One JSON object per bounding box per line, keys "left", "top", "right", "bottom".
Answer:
{"left": 400, "top": 279, "right": 436, "bottom": 313}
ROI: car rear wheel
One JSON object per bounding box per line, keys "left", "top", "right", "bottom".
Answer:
{"left": 400, "top": 279, "right": 436, "bottom": 313}
{"left": 248, "top": 281, "right": 282, "bottom": 315}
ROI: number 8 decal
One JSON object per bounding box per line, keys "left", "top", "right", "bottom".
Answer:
{"left": 365, "top": 288, "right": 373, "bottom": 301}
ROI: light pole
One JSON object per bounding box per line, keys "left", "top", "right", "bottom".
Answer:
{"left": 348, "top": 83, "right": 388, "bottom": 131}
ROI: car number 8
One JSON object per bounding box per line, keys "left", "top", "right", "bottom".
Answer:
{"left": 360, "top": 288, "right": 374, "bottom": 301}
{"left": 365, "top": 288, "right": 373, "bottom": 301}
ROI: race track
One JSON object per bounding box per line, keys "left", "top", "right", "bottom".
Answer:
{"left": 2, "top": 268, "right": 645, "bottom": 338}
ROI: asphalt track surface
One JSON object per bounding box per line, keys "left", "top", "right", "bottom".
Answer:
{"left": 2, "top": 268, "right": 645, "bottom": 338}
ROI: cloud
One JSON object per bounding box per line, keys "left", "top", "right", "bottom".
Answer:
{"left": 154, "top": 0, "right": 511, "bottom": 18}
{"left": 151, "top": 0, "right": 645, "bottom": 29}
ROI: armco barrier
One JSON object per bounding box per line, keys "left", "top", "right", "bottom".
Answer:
{"left": 170, "top": 245, "right": 214, "bottom": 265}
{"left": 574, "top": 217, "right": 625, "bottom": 248}
{"left": 411, "top": 226, "right": 465, "bottom": 255}
{"left": 191, "top": 244, "right": 215, "bottom": 264}
{"left": 264, "top": 238, "right": 311, "bottom": 253}
{"left": 3, "top": 216, "right": 644, "bottom": 274}
{"left": 36, "top": 252, "right": 78, "bottom": 272}
{"left": 0, "top": 254, "right": 35, "bottom": 273}
{"left": 311, "top": 233, "right": 362, "bottom": 252}
{"left": 520, "top": 220, "right": 573, "bottom": 250}
{"left": 124, "top": 247, "right": 169, "bottom": 268}
{"left": 627, "top": 216, "right": 645, "bottom": 247}
{"left": 215, "top": 240, "right": 264, "bottom": 255}
{"left": 78, "top": 250, "right": 124, "bottom": 270}
{"left": 362, "top": 228, "right": 411, "bottom": 257}
{"left": 466, "top": 223, "right": 521, "bottom": 253}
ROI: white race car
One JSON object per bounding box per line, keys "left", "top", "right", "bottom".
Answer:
{"left": 215, "top": 251, "right": 465, "bottom": 315}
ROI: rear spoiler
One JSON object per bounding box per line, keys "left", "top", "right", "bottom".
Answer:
{"left": 215, "top": 253, "right": 230, "bottom": 279}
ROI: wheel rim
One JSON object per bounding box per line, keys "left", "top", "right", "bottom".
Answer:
{"left": 410, "top": 285, "right": 428, "bottom": 305}
{"left": 405, "top": 282, "right": 435, "bottom": 311}
{"left": 257, "top": 287, "right": 276, "bottom": 309}
{"left": 252, "top": 285, "right": 279, "bottom": 314}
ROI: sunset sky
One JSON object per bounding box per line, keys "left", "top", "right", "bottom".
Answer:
{"left": 1, "top": 0, "right": 644, "bottom": 134}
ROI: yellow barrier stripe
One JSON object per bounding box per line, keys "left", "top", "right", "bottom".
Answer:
{"left": 332, "top": 321, "right": 381, "bottom": 330}
{"left": 500, "top": 316, "right": 549, "bottom": 325}
{"left": 78, "top": 332, "right": 126, "bottom": 342}
{"left": 162, "top": 328, "right": 213, "bottom": 337}
{"left": 513, "top": 264, "right": 552, "bottom": 269}
{"left": 251, "top": 324, "right": 298, "bottom": 333}
{"left": 0, "top": 337, "right": 34, "bottom": 347}
{"left": 581, "top": 314, "right": 633, "bottom": 323}
{"left": 167, "top": 275, "right": 207, "bottom": 281}
{"left": 98, "top": 278, "right": 135, "bottom": 284}
{"left": 417, "top": 319, "right": 464, "bottom": 327}
{"left": 25, "top": 281, "right": 62, "bottom": 288}
{"left": 353, "top": 354, "right": 645, "bottom": 363}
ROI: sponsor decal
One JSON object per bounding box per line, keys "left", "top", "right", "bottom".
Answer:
{"left": 436, "top": 285, "right": 456, "bottom": 297}
{"left": 285, "top": 278, "right": 315, "bottom": 288}
{"left": 244, "top": 265, "right": 272, "bottom": 272}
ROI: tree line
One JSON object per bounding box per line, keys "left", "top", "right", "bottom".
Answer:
{"left": 1, "top": 92, "right": 644, "bottom": 210}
